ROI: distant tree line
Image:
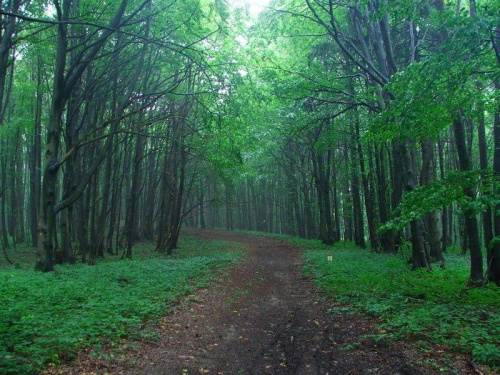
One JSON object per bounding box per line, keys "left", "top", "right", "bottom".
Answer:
{"left": 193, "top": 0, "right": 500, "bottom": 286}
{"left": 1, "top": 0, "right": 500, "bottom": 287}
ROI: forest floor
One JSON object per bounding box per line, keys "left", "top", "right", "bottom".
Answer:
{"left": 46, "top": 230, "right": 494, "bottom": 375}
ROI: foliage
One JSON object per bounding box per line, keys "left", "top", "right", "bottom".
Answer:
{"left": 0, "top": 236, "right": 243, "bottom": 374}
{"left": 379, "top": 170, "right": 500, "bottom": 233}
{"left": 302, "top": 240, "right": 500, "bottom": 367}
{"left": 368, "top": 12, "right": 495, "bottom": 143}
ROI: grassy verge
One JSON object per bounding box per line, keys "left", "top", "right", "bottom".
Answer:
{"left": 290, "top": 237, "right": 500, "bottom": 368}
{"left": 0, "top": 235, "right": 243, "bottom": 374}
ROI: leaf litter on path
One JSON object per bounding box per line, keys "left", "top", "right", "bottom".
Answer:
{"left": 45, "top": 229, "right": 492, "bottom": 375}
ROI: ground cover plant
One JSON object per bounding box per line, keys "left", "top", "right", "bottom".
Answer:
{"left": 0, "top": 236, "right": 243, "bottom": 374}
{"left": 299, "top": 237, "right": 500, "bottom": 368}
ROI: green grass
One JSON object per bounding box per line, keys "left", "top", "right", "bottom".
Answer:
{"left": 297, "top": 237, "right": 500, "bottom": 367}
{"left": 0, "top": 236, "right": 243, "bottom": 374}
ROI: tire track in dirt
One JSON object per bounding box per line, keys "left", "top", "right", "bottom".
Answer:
{"left": 49, "top": 229, "right": 446, "bottom": 374}
{"left": 120, "top": 230, "right": 430, "bottom": 375}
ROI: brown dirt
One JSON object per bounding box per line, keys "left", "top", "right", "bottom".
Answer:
{"left": 46, "top": 230, "right": 492, "bottom": 375}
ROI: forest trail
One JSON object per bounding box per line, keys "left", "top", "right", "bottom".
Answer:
{"left": 52, "top": 230, "right": 435, "bottom": 374}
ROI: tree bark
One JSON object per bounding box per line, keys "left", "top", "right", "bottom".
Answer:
{"left": 453, "top": 116, "right": 483, "bottom": 284}
{"left": 420, "top": 140, "right": 443, "bottom": 263}
{"left": 29, "top": 55, "right": 43, "bottom": 247}
{"left": 489, "top": 79, "right": 500, "bottom": 285}
{"left": 38, "top": 0, "right": 130, "bottom": 271}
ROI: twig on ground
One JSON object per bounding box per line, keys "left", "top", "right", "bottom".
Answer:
{"left": 467, "top": 359, "right": 484, "bottom": 375}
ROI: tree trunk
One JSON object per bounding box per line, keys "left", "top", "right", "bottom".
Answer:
{"left": 353, "top": 116, "right": 378, "bottom": 250}
{"left": 420, "top": 140, "right": 443, "bottom": 263}
{"left": 124, "top": 131, "right": 145, "bottom": 258}
{"left": 0, "top": 153, "right": 9, "bottom": 249}
{"left": 312, "top": 150, "right": 335, "bottom": 245}
{"left": 437, "top": 134, "right": 450, "bottom": 253}
{"left": 166, "top": 145, "right": 188, "bottom": 254}
{"left": 29, "top": 55, "right": 43, "bottom": 247}
{"left": 489, "top": 79, "right": 500, "bottom": 285}
{"left": 453, "top": 116, "right": 483, "bottom": 284}
{"left": 477, "top": 102, "right": 494, "bottom": 274}
{"left": 342, "top": 145, "right": 353, "bottom": 242}
{"left": 405, "top": 141, "right": 431, "bottom": 270}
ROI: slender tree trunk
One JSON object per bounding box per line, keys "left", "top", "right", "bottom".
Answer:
{"left": 349, "top": 139, "right": 366, "bottom": 248}
{"left": 331, "top": 152, "right": 341, "bottom": 242}
{"left": 489, "top": 79, "right": 500, "bottom": 285}
{"left": 405, "top": 141, "right": 431, "bottom": 270}
{"left": 437, "top": 134, "right": 450, "bottom": 252}
{"left": 477, "top": 102, "right": 494, "bottom": 273}
{"left": 11, "top": 128, "right": 25, "bottom": 243}
{"left": 453, "top": 116, "right": 483, "bottom": 284}
{"left": 225, "top": 186, "right": 233, "bottom": 231}
{"left": 299, "top": 154, "right": 314, "bottom": 238}
{"left": 312, "top": 150, "right": 334, "bottom": 245}
{"left": 166, "top": 145, "right": 187, "bottom": 254}
{"left": 9, "top": 130, "right": 19, "bottom": 245}
{"left": 377, "top": 143, "right": 396, "bottom": 252}
{"left": 353, "top": 115, "right": 377, "bottom": 250}
{"left": 342, "top": 145, "right": 353, "bottom": 242}
{"left": 420, "top": 140, "right": 443, "bottom": 263}
{"left": 125, "top": 131, "right": 145, "bottom": 258}
{"left": 0, "top": 153, "right": 9, "bottom": 249}
{"left": 199, "top": 187, "right": 206, "bottom": 229}
{"left": 29, "top": 56, "right": 43, "bottom": 247}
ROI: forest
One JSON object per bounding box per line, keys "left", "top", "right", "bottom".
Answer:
{"left": 0, "top": 0, "right": 500, "bottom": 373}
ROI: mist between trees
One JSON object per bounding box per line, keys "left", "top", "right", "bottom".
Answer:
{"left": 0, "top": 0, "right": 499, "bottom": 286}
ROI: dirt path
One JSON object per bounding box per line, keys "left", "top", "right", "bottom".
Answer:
{"left": 51, "top": 230, "right": 450, "bottom": 374}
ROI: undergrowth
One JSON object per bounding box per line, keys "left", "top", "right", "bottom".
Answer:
{"left": 299, "top": 238, "right": 500, "bottom": 367}
{"left": 0, "top": 236, "right": 243, "bottom": 374}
